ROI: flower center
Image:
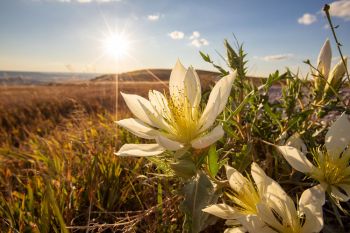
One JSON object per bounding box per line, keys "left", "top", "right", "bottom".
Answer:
{"left": 225, "top": 177, "right": 260, "bottom": 215}
{"left": 312, "top": 151, "right": 349, "bottom": 186}
{"left": 166, "top": 93, "right": 201, "bottom": 143}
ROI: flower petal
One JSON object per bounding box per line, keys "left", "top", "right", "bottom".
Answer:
{"left": 277, "top": 146, "right": 315, "bottom": 173}
{"left": 184, "top": 66, "right": 201, "bottom": 108}
{"left": 225, "top": 219, "right": 241, "bottom": 226}
{"left": 299, "top": 184, "right": 325, "bottom": 209}
{"left": 256, "top": 203, "right": 284, "bottom": 232}
{"left": 224, "top": 227, "right": 246, "bottom": 233}
{"left": 191, "top": 125, "right": 224, "bottom": 149}
{"left": 299, "top": 185, "right": 325, "bottom": 233}
{"left": 286, "top": 133, "right": 307, "bottom": 154}
{"left": 148, "top": 90, "right": 171, "bottom": 116}
{"left": 116, "top": 118, "right": 159, "bottom": 139}
{"left": 198, "top": 91, "right": 221, "bottom": 133}
{"left": 330, "top": 185, "right": 350, "bottom": 202}
{"left": 325, "top": 113, "right": 350, "bottom": 159}
{"left": 325, "top": 57, "right": 348, "bottom": 92}
{"left": 155, "top": 135, "right": 183, "bottom": 151}
{"left": 339, "top": 184, "right": 350, "bottom": 195}
{"left": 301, "top": 207, "right": 323, "bottom": 233}
{"left": 148, "top": 90, "right": 174, "bottom": 131}
{"left": 202, "top": 203, "right": 239, "bottom": 220}
{"left": 169, "top": 59, "right": 187, "bottom": 102}
{"left": 317, "top": 39, "right": 332, "bottom": 78}
{"left": 121, "top": 92, "right": 159, "bottom": 128}
{"left": 225, "top": 165, "right": 249, "bottom": 192}
{"left": 115, "top": 144, "right": 165, "bottom": 157}
{"left": 251, "top": 162, "right": 287, "bottom": 201}
{"left": 199, "top": 71, "right": 236, "bottom": 132}
{"left": 238, "top": 215, "right": 272, "bottom": 233}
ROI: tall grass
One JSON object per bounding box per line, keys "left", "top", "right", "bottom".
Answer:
{"left": 0, "top": 82, "right": 188, "bottom": 232}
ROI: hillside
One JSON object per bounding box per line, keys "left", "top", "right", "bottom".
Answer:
{"left": 91, "top": 68, "right": 221, "bottom": 86}
{"left": 91, "top": 68, "right": 267, "bottom": 87}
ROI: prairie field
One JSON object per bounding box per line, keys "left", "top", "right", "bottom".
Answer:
{"left": 0, "top": 71, "right": 226, "bottom": 232}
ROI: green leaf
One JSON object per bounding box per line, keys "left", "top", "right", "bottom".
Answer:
{"left": 207, "top": 144, "right": 219, "bottom": 177}
{"left": 170, "top": 157, "right": 196, "bottom": 179}
{"left": 199, "top": 51, "right": 211, "bottom": 62}
{"left": 180, "top": 172, "right": 219, "bottom": 233}
{"left": 263, "top": 102, "right": 283, "bottom": 131}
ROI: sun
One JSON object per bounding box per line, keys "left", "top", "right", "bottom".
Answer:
{"left": 102, "top": 32, "right": 130, "bottom": 60}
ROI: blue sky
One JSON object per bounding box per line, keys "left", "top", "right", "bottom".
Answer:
{"left": 0, "top": 0, "right": 349, "bottom": 76}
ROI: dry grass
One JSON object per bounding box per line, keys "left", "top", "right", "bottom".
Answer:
{"left": 0, "top": 73, "right": 223, "bottom": 232}
{"left": 0, "top": 82, "right": 169, "bottom": 146}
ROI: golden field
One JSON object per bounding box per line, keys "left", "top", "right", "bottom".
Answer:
{"left": 0, "top": 70, "right": 224, "bottom": 232}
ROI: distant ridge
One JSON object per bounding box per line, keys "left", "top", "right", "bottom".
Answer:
{"left": 0, "top": 69, "right": 267, "bottom": 86}
{"left": 91, "top": 68, "right": 266, "bottom": 87}
{"left": 0, "top": 71, "right": 98, "bottom": 85}
{"left": 90, "top": 69, "right": 221, "bottom": 86}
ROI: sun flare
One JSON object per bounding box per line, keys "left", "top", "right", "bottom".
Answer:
{"left": 102, "top": 33, "right": 130, "bottom": 60}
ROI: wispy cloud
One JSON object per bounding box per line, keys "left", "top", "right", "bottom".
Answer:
{"left": 298, "top": 13, "right": 317, "bottom": 25}
{"left": 329, "top": 0, "right": 350, "bottom": 21}
{"left": 255, "top": 53, "right": 294, "bottom": 61}
{"left": 147, "top": 14, "right": 160, "bottom": 21}
{"left": 168, "top": 31, "right": 184, "bottom": 40}
{"left": 191, "top": 38, "right": 209, "bottom": 48}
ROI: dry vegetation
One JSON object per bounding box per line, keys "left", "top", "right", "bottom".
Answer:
{"left": 0, "top": 71, "right": 223, "bottom": 232}
{"left": 0, "top": 82, "right": 165, "bottom": 146}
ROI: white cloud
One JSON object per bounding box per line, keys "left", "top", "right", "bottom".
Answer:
{"left": 189, "top": 31, "right": 200, "bottom": 40}
{"left": 329, "top": 0, "right": 350, "bottom": 21}
{"left": 148, "top": 14, "right": 160, "bottom": 21}
{"left": 261, "top": 53, "right": 294, "bottom": 61}
{"left": 298, "top": 13, "right": 317, "bottom": 25}
{"left": 168, "top": 31, "right": 184, "bottom": 40}
{"left": 191, "top": 38, "right": 209, "bottom": 48}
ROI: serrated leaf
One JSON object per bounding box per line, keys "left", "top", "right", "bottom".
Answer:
{"left": 199, "top": 51, "right": 211, "bottom": 62}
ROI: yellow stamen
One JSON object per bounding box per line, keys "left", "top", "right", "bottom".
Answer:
{"left": 225, "top": 176, "right": 260, "bottom": 215}
{"left": 311, "top": 150, "right": 349, "bottom": 186}
{"left": 166, "top": 93, "right": 201, "bottom": 143}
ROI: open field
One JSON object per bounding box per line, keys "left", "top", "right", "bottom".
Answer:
{"left": 0, "top": 83, "right": 143, "bottom": 147}
{"left": 0, "top": 68, "right": 221, "bottom": 146}
{"left": 0, "top": 82, "right": 181, "bottom": 232}
{"left": 0, "top": 70, "right": 227, "bottom": 232}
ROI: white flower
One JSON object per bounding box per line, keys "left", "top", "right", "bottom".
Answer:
{"left": 203, "top": 163, "right": 325, "bottom": 233}
{"left": 116, "top": 60, "right": 236, "bottom": 156}
{"left": 203, "top": 163, "right": 288, "bottom": 233}
{"left": 314, "top": 39, "right": 348, "bottom": 97}
{"left": 256, "top": 185, "right": 325, "bottom": 233}
{"left": 278, "top": 113, "right": 350, "bottom": 202}
{"left": 316, "top": 39, "right": 332, "bottom": 82}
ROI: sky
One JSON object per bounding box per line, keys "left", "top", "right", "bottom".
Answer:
{"left": 0, "top": 0, "right": 349, "bottom": 77}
